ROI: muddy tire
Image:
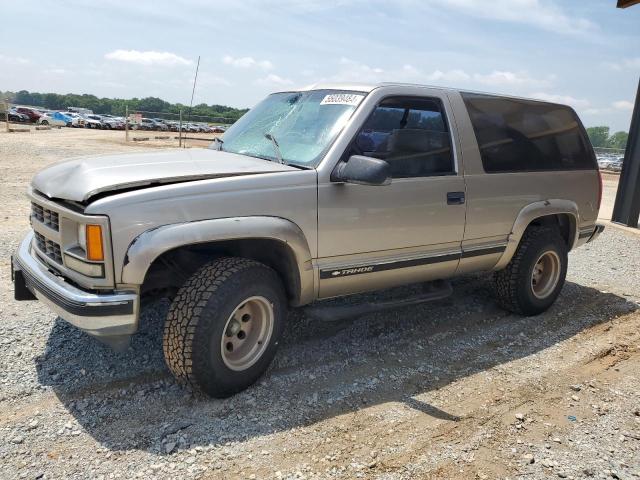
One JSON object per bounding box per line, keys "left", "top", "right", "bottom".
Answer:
{"left": 494, "top": 226, "right": 568, "bottom": 316}
{"left": 163, "top": 257, "right": 286, "bottom": 398}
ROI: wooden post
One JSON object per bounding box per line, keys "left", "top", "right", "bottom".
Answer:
{"left": 5, "top": 98, "right": 10, "bottom": 132}
{"left": 178, "top": 109, "right": 183, "bottom": 147}
{"left": 125, "top": 105, "right": 129, "bottom": 142}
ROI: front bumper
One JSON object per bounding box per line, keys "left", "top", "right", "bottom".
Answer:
{"left": 12, "top": 232, "right": 139, "bottom": 337}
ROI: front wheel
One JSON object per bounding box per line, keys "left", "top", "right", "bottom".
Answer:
{"left": 494, "top": 226, "right": 568, "bottom": 316}
{"left": 163, "top": 257, "right": 286, "bottom": 398}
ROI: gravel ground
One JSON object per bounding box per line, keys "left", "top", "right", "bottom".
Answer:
{"left": 1, "top": 128, "right": 639, "bottom": 480}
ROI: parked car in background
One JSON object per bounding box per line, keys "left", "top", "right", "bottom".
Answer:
{"left": 15, "top": 107, "right": 42, "bottom": 123}
{"left": 152, "top": 119, "right": 169, "bottom": 131}
{"left": 152, "top": 118, "right": 171, "bottom": 129}
{"left": 136, "top": 118, "right": 169, "bottom": 131}
{"left": 79, "top": 114, "right": 102, "bottom": 129}
{"left": 95, "top": 115, "right": 125, "bottom": 130}
{"left": 597, "top": 156, "right": 623, "bottom": 172}
{"left": 211, "top": 126, "right": 226, "bottom": 133}
{"left": 165, "top": 121, "right": 181, "bottom": 132}
{"left": 5, "top": 108, "right": 30, "bottom": 123}
{"left": 38, "top": 111, "right": 73, "bottom": 127}
{"left": 85, "top": 115, "right": 108, "bottom": 129}
{"left": 63, "top": 112, "right": 83, "bottom": 127}
{"left": 609, "top": 157, "right": 624, "bottom": 172}
{"left": 135, "top": 118, "right": 156, "bottom": 131}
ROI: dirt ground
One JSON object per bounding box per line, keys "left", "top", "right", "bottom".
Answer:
{"left": 0, "top": 127, "right": 639, "bottom": 480}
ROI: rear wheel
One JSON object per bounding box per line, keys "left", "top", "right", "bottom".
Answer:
{"left": 494, "top": 226, "right": 567, "bottom": 315}
{"left": 163, "top": 257, "right": 286, "bottom": 398}
{"left": 41, "top": 120, "right": 49, "bottom": 125}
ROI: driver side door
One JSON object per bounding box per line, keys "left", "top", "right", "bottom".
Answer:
{"left": 316, "top": 92, "right": 467, "bottom": 298}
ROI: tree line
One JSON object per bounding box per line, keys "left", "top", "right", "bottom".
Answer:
{"left": 586, "top": 126, "right": 628, "bottom": 150}
{"left": 1, "top": 90, "right": 248, "bottom": 122}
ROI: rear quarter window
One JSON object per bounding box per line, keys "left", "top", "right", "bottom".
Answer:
{"left": 461, "top": 93, "right": 596, "bottom": 173}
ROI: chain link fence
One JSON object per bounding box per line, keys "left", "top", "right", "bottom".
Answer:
{"left": 125, "top": 109, "right": 235, "bottom": 147}
{"left": 594, "top": 146, "right": 625, "bottom": 157}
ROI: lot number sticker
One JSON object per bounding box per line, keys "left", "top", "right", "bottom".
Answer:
{"left": 320, "top": 93, "right": 364, "bottom": 106}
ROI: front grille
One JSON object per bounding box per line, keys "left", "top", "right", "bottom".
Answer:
{"left": 31, "top": 202, "right": 59, "bottom": 231}
{"left": 34, "top": 231, "right": 63, "bottom": 264}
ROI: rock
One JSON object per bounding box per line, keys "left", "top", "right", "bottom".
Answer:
{"left": 11, "top": 435, "right": 24, "bottom": 444}
{"left": 164, "top": 441, "right": 177, "bottom": 454}
{"left": 569, "top": 384, "right": 582, "bottom": 392}
{"left": 515, "top": 413, "right": 525, "bottom": 421}
{"left": 522, "top": 453, "right": 535, "bottom": 464}
{"left": 571, "top": 395, "right": 580, "bottom": 402}
{"left": 552, "top": 437, "right": 562, "bottom": 443}
{"left": 557, "top": 472, "right": 567, "bottom": 478}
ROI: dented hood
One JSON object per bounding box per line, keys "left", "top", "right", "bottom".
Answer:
{"left": 32, "top": 148, "right": 299, "bottom": 202}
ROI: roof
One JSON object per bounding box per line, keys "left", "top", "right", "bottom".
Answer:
{"left": 274, "top": 82, "right": 574, "bottom": 108}
{"left": 290, "top": 82, "right": 455, "bottom": 94}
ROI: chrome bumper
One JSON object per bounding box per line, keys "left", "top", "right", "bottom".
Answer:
{"left": 12, "top": 232, "right": 139, "bottom": 337}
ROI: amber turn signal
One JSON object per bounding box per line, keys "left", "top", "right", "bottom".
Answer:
{"left": 85, "top": 225, "right": 104, "bottom": 261}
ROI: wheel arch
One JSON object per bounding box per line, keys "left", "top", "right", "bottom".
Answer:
{"left": 122, "top": 216, "right": 315, "bottom": 306}
{"left": 493, "top": 200, "right": 578, "bottom": 271}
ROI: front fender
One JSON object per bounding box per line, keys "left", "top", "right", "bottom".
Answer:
{"left": 493, "top": 199, "right": 579, "bottom": 271}
{"left": 121, "top": 216, "right": 315, "bottom": 305}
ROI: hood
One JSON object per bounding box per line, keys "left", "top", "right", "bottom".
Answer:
{"left": 32, "top": 148, "right": 299, "bottom": 202}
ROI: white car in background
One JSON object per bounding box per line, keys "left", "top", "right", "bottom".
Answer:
{"left": 62, "top": 112, "right": 83, "bottom": 127}
{"left": 79, "top": 114, "right": 103, "bottom": 129}
{"left": 37, "top": 111, "right": 73, "bottom": 127}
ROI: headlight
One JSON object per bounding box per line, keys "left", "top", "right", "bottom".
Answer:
{"left": 64, "top": 254, "right": 104, "bottom": 278}
{"left": 78, "top": 224, "right": 87, "bottom": 250}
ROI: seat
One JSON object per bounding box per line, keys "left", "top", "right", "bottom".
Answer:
{"left": 386, "top": 129, "right": 452, "bottom": 177}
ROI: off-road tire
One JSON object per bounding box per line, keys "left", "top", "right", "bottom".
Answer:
{"left": 494, "top": 226, "right": 568, "bottom": 316}
{"left": 163, "top": 257, "right": 286, "bottom": 398}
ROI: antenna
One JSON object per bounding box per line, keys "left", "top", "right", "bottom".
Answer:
{"left": 185, "top": 55, "right": 200, "bottom": 147}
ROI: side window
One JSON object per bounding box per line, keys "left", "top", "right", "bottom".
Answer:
{"left": 351, "top": 96, "right": 455, "bottom": 178}
{"left": 461, "top": 93, "right": 596, "bottom": 173}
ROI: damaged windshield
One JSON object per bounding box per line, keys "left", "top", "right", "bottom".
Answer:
{"left": 212, "top": 89, "right": 366, "bottom": 168}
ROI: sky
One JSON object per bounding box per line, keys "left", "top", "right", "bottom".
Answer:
{"left": 1, "top": 0, "right": 639, "bottom": 131}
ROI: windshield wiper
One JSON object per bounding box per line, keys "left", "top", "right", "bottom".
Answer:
{"left": 264, "top": 133, "right": 286, "bottom": 165}
{"left": 211, "top": 137, "right": 224, "bottom": 151}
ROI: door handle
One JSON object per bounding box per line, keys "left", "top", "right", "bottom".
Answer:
{"left": 447, "top": 192, "right": 465, "bottom": 205}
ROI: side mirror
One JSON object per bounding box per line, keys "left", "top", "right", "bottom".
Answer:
{"left": 332, "top": 155, "right": 391, "bottom": 186}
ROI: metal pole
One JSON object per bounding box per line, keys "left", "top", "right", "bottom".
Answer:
{"left": 611, "top": 77, "right": 640, "bottom": 228}
{"left": 178, "top": 109, "right": 183, "bottom": 147}
{"left": 184, "top": 56, "right": 200, "bottom": 149}
{"left": 125, "top": 105, "right": 129, "bottom": 142}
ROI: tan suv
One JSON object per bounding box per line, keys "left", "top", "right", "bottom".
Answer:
{"left": 12, "top": 83, "right": 604, "bottom": 397}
